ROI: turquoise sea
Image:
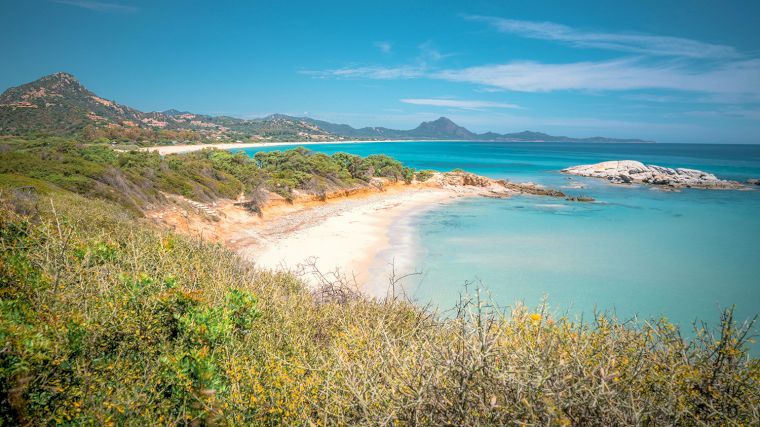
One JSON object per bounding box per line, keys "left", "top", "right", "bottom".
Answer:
{"left": 239, "top": 142, "right": 760, "bottom": 343}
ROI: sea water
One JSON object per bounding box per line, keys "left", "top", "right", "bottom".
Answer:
{"left": 238, "top": 142, "right": 760, "bottom": 343}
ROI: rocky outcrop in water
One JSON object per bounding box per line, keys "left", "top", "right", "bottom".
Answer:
{"left": 428, "top": 171, "right": 593, "bottom": 200}
{"left": 562, "top": 160, "right": 744, "bottom": 189}
{"left": 747, "top": 179, "right": 760, "bottom": 186}
{"left": 429, "top": 171, "right": 515, "bottom": 197}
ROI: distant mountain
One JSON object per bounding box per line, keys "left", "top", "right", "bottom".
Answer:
{"left": 0, "top": 72, "right": 651, "bottom": 143}
{"left": 296, "top": 116, "right": 651, "bottom": 143}
{"left": 495, "top": 131, "right": 648, "bottom": 143}
{"left": 0, "top": 73, "right": 334, "bottom": 141}
{"left": 410, "top": 117, "right": 476, "bottom": 139}
{"left": 0, "top": 72, "right": 150, "bottom": 134}
{"left": 296, "top": 117, "right": 478, "bottom": 140}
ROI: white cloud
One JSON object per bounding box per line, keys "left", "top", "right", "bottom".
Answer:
{"left": 417, "top": 41, "right": 454, "bottom": 62}
{"left": 374, "top": 41, "right": 392, "bottom": 54}
{"left": 304, "top": 41, "right": 458, "bottom": 80}
{"left": 308, "top": 58, "right": 760, "bottom": 97}
{"left": 433, "top": 58, "right": 760, "bottom": 96}
{"left": 624, "top": 94, "right": 689, "bottom": 103}
{"left": 52, "top": 0, "right": 138, "bottom": 13}
{"left": 303, "top": 65, "right": 424, "bottom": 80}
{"left": 304, "top": 20, "right": 759, "bottom": 104}
{"left": 400, "top": 98, "right": 521, "bottom": 109}
{"left": 677, "top": 108, "right": 760, "bottom": 120}
{"left": 466, "top": 15, "right": 739, "bottom": 59}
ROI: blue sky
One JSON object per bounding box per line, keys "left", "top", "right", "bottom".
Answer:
{"left": 2, "top": 0, "right": 760, "bottom": 143}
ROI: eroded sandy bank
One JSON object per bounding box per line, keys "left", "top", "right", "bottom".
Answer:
{"left": 146, "top": 172, "right": 572, "bottom": 292}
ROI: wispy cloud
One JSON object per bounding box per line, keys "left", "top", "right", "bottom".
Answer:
{"left": 624, "top": 93, "right": 689, "bottom": 103}
{"left": 303, "top": 65, "right": 424, "bottom": 80}
{"left": 677, "top": 108, "right": 760, "bottom": 120}
{"left": 308, "top": 58, "right": 760, "bottom": 97}
{"left": 51, "top": 0, "right": 138, "bottom": 13}
{"left": 374, "top": 41, "right": 392, "bottom": 54}
{"left": 466, "top": 16, "right": 739, "bottom": 59}
{"left": 417, "top": 41, "right": 455, "bottom": 62}
{"left": 433, "top": 58, "right": 760, "bottom": 96}
{"left": 401, "top": 98, "right": 521, "bottom": 109}
{"left": 304, "top": 41, "right": 457, "bottom": 80}
{"left": 304, "top": 19, "right": 759, "bottom": 113}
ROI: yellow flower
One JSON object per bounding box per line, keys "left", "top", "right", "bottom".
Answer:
{"left": 530, "top": 313, "right": 542, "bottom": 323}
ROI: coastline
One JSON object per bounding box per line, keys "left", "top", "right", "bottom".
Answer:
{"left": 145, "top": 170, "right": 536, "bottom": 293}
{"left": 143, "top": 139, "right": 659, "bottom": 156}
{"left": 146, "top": 180, "right": 471, "bottom": 292}
{"left": 363, "top": 194, "right": 444, "bottom": 298}
{"left": 242, "top": 187, "right": 459, "bottom": 292}
{"left": 146, "top": 139, "right": 422, "bottom": 155}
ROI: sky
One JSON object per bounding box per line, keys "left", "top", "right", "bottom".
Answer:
{"left": 1, "top": 0, "right": 760, "bottom": 143}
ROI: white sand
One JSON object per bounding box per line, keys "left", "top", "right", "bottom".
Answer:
{"left": 235, "top": 188, "right": 458, "bottom": 294}
{"left": 146, "top": 140, "right": 410, "bottom": 155}
{"left": 147, "top": 171, "right": 520, "bottom": 296}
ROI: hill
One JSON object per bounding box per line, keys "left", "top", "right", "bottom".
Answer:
{"left": 0, "top": 72, "right": 651, "bottom": 143}
{"left": 300, "top": 116, "right": 651, "bottom": 142}
{"left": 0, "top": 73, "right": 335, "bottom": 143}
{"left": 0, "top": 72, "right": 150, "bottom": 135}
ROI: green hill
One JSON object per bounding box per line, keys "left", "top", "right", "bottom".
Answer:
{"left": 0, "top": 73, "right": 338, "bottom": 143}
{"left": 1, "top": 73, "right": 651, "bottom": 143}
{"left": 0, "top": 72, "right": 148, "bottom": 135}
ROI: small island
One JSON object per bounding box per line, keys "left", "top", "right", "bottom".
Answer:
{"left": 562, "top": 160, "right": 746, "bottom": 189}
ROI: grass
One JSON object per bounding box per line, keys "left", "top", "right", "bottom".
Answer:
{"left": 0, "top": 138, "right": 758, "bottom": 424}
{"left": 0, "top": 139, "right": 415, "bottom": 212}
{"left": 0, "top": 182, "right": 758, "bottom": 425}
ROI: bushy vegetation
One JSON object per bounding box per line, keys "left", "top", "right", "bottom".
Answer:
{"left": 0, "top": 139, "right": 757, "bottom": 424}
{"left": 0, "top": 140, "right": 415, "bottom": 212}
{"left": 0, "top": 182, "right": 758, "bottom": 425}
{"left": 415, "top": 169, "right": 435, "bottom": 182}
{"left": 81, "top": 125, "right": 203, "bottom": 145}
{"left": 254, "top": 148, "right": 414, "bottom": 196}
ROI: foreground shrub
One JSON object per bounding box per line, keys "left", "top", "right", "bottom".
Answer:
{"left": 0, "top": 141, "right": 417, "bottom": 212}
{"left": 415, "top": 169, "right": 435, "bottom": 182}
{"left": 0, "top": 189, "right": 758, "bottom": 425}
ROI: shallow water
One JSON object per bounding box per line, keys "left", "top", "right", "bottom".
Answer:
{"left": 238, "top": 142, "right": 760, "bottom": 345}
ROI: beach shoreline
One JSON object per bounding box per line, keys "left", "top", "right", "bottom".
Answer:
{"left": 145, "top": 139, "right": 426, "bottom": 155}
{"left": 144, "top": 169, "right": 542, "bottom": 293}
{"left": 243, "top": 187, "right": 459, "bottom": 292}
{"left": 146, "top": 180, "right": 470, "bottom": 292}
{"left": 362, "top": 193, "right": 447, "bottom": 298}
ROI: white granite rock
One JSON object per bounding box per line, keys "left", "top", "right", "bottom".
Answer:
{"left": 562, "top": 160, "right": 744, "bottom": 189}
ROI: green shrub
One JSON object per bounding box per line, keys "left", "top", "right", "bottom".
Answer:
{"left": 226, "top": 289, "right": 260, "bottom": 333}
{"left": 0, "top": 188, "right": 757, "bottom": 425}
{"left": 1, "top": 139, "right": 758, "bottom": 424}
{"left": 415, "top": 169, "right": 435, "bottom": 182}
{"left": 0, "top": 140, "right": 418, "bottom": 208}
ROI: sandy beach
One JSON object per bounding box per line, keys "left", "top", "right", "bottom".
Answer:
{"left": 146, "top": 180, "right": 470, "bottom": 293}
{"left": 237, "top": 188, "right": 457, "bottom": 295}
{"left": 145, "top": 171, "right": 538, "bottom": 294}
{"left": 145, "top": 139, "right": 416, "bottom": 155}
{"left": 142, "top": 142, "right": 567, "bottom": 296}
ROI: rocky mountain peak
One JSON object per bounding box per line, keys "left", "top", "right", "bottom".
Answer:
{"left": 412, "top": 116, "right": 475, "bottom": 139}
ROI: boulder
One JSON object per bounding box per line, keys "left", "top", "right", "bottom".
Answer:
{"left": 562, "top": 160, "right": 744, "bottom": 190}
